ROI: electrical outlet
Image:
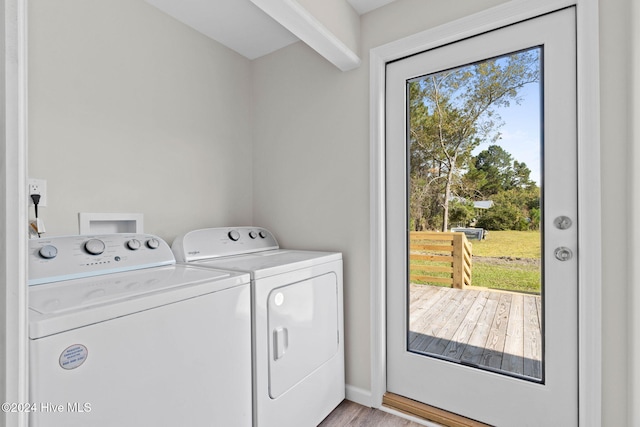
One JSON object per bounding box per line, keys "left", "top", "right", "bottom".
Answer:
{"left": 28, "top": 178, "right": 47, "bottom": 207}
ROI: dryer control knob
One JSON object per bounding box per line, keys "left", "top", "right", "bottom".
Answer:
{"left": 249, "top": 231, "right": 258, "bottom": 239}
{"left": 126, "top": 239, "right": 141, "bottom": 250}
{"left": 84, "top": 239, "right": 106, "bottom": 255}
{"left": 228, "top": 230, "right": 241, "bottom": 241}
{"left": 259, "top": 231, "right": 267, "bottom": 238}
{"left": 39, "top": 245, "right": 58, "bottom": 259}
{"left": 146, "top": 238, "right": 160, "bottom": 249}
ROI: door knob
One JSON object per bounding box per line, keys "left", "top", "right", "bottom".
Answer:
{"left": 554, "top": 247, "right": 573, "bottom": 261}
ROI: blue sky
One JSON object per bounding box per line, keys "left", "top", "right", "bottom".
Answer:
{"left": 471, "top": 73, "right": 542, "bottom": 185}
{"left": 414, "top": 49, "right": 543, "bottom": 186}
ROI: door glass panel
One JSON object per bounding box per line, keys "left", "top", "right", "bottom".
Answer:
{"left": 406, "top": 47, "right": 543, "bottom": 381}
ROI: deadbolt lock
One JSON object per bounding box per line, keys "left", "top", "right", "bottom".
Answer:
{"left": 554, "top": 247, "right": 573, "bottom": 261}
{"left": 554, "top": 216, "right": 572, "bottom": 230}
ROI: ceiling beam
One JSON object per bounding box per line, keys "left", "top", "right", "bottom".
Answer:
{"left": 250, "top": 0, "right": 361, "bottom": 71}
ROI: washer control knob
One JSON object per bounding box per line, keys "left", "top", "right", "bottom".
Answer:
{"left": 126, "top": 239, "right": 142, "bottom": 250}
{"left": 84, "top": 239, "right": 106, "bottom": 255}
{"left": 249, "top": 231, "right": 258, "bottom": 239}
{"left": 39, "top": 245, "right": 58, "bottom": 259}
{"left": 228, "top": 230, "right": 241, "bottom": 241}
{"left": 146, "top": 238, "right": 160, "bottom": 249}
{"left": 259, "top": 231, "right": 267, "bottom": 238}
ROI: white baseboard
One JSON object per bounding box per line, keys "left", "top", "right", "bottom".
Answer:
{"left": 379, "top": 406, "right": 444, "bottom": 427}
{"left": 345, "top": 384, "right": 373, "bottom": 407}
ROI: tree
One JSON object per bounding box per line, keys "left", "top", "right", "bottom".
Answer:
{"left": 510, "top": 160, "right": 535, "bottom": 189}
{"left": 476, "top": 187, "right": 540, "bottom": 231}
{"left": 474, "top": 145, "right": 515, "bottom": 196}
{"left": 409, "top": 82, "right": 442, "bottom": 231}
{"left": 409, "top": 49, "right": 540, "bottom": 231}
{"left": 448, "top": 198, "right": 475, "bottom": 228}
{"left": 473, "top": 145, "right": 535, "bottom": 197}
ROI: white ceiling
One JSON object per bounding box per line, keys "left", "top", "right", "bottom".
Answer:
{"left": 146, "top": 0, "right": 397, "bottom": 60}
{"left": 347, "top": 0, "right": 396, "bottom": 15}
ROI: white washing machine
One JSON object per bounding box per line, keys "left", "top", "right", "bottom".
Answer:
{"left": 28, "top": 233, "right": 252, "bottom": 427}
{"left": 171, "top": 227, "right": 345, "bottom": 427}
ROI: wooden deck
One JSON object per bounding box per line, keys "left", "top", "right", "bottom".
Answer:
{"left": 409, "top": 284, "right": 542, "bottom": 380}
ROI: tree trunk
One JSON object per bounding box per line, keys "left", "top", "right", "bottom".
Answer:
{"left": 442, "top": 165, "right": 455, "bottom": 232}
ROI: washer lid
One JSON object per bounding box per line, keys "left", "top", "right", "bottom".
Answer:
{"left": 192, "top": 250, "right": 342, "bottom": 279}
{"left": 29, "top": 264, "right": 250, "bottom": 339}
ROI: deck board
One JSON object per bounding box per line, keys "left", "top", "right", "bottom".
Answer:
{"left": 459, "top": 291, "right": 499, "bottom": 366}
{"left": 502, "top": 293, "right": 524, "bottom": 375}
{"left": 523, "top": 295, "right": 542, "bottom": 378}
{"left": 443, "top": 290, "right": 490, "bottom": 360}
{"left": 409, "top": 284, "right": 542, "bottom": 380}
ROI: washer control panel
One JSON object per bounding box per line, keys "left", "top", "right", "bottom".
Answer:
{"left": 172, "top": 227, "right": 279, "bottom": 262}
{"left": 29, "top": 234, "right": 175, "bottom": 286}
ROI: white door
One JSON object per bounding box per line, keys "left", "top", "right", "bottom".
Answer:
{"left": 386, "top": 9, "right": 577, "bottom": 426}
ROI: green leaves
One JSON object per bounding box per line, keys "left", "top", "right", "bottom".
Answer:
{"left": 409, "top": 48, "right": 541, "bottom": 231}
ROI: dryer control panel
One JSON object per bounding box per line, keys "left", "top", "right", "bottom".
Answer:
{"left": 172, "top": 227, "right": 279, "bottom": 262}
{"left": 29, "top": 234, "right": 175, "bottom": 286}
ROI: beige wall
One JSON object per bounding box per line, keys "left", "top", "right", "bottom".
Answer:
{"left": 630, "top": 0, "right": 640, "bottom": 424}
{"left": 599, "top": 0, "right": 632, "bottom": 424}
{"left": 28, "top": 0, "right": 254, "bottom": 243}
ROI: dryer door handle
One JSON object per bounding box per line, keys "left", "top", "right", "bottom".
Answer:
{"left": 273, "top": 327, "right": 288, "bottom": 360}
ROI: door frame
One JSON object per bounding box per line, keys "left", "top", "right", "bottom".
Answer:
{"left": 1, "top": 0, "right": 29, "bottom": 426}
{"left": 369, "top": 0, "right": 602, "bottom": 424}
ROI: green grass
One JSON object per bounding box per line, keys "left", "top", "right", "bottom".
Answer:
{"left": 472, "top": 262, "right": 540, "bottom": 294}
{"left": 410, "top": 230, "right": 542, "bottom": 294}
{"left": 472, "top": 230, "right": 541, "bottom": 258}
{"left": 473, "top": 230, "right": 541, "bottom": 293}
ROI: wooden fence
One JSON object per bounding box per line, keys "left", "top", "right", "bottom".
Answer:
{"left": 409, "top": 231, "right": 472, "bottom": 289}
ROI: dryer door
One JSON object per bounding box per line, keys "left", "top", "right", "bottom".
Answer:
{"left": 267, "top": 272, "right": 339, "bottom": 398}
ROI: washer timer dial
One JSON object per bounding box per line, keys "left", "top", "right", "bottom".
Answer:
{"left": 84, "top": 239, "right": 106, "bottom": 255}
{"left": 126, "top": 239, "right": 142, "bottom": 250}
{"left": 146, "top": 238, "right": 160, "bottom": 249}
{"left": 38, "top": 245, "right": 58, "bottom": 259}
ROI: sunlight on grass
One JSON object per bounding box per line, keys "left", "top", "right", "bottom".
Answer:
{"left": 473, "top": 230, "right": 541, "bottom": 258}
{"left": 409, "top": 230, "right": 542, "bottom": 293}
{"left": 472, "top": 262, "right": 540, "bottom": 294}
{"left": 472, "top": 230, "right": 541, "bottom": 293}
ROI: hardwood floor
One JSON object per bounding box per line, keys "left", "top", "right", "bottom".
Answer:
{"left": 409, "top": 284, "right": 542, "bottom": 380}
{"left": 319, "top": 400, "right": 429, "bottom": 427}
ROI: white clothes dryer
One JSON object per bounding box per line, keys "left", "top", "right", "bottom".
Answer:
{"left": 28, "top": 234, "right": 252, "bottom": 427}
{"left": 172, "top": 227, "right": 345, "bottom": 427}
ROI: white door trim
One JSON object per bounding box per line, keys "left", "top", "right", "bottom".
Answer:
{"left": 369, "top": 0, "right": 602, "bottom": 424}
{"left": 2, "top": 0, "right": 28, "bottom": 426}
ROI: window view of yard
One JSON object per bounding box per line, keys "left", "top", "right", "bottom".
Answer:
{"left": 406, "top": 47, "right": 543, "bottom": 380}
{"left": 472, "top": 230, "right": 540, "bottom": 294}
{"left": 410, "top": 231, "right": 541, "bottom": 294}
